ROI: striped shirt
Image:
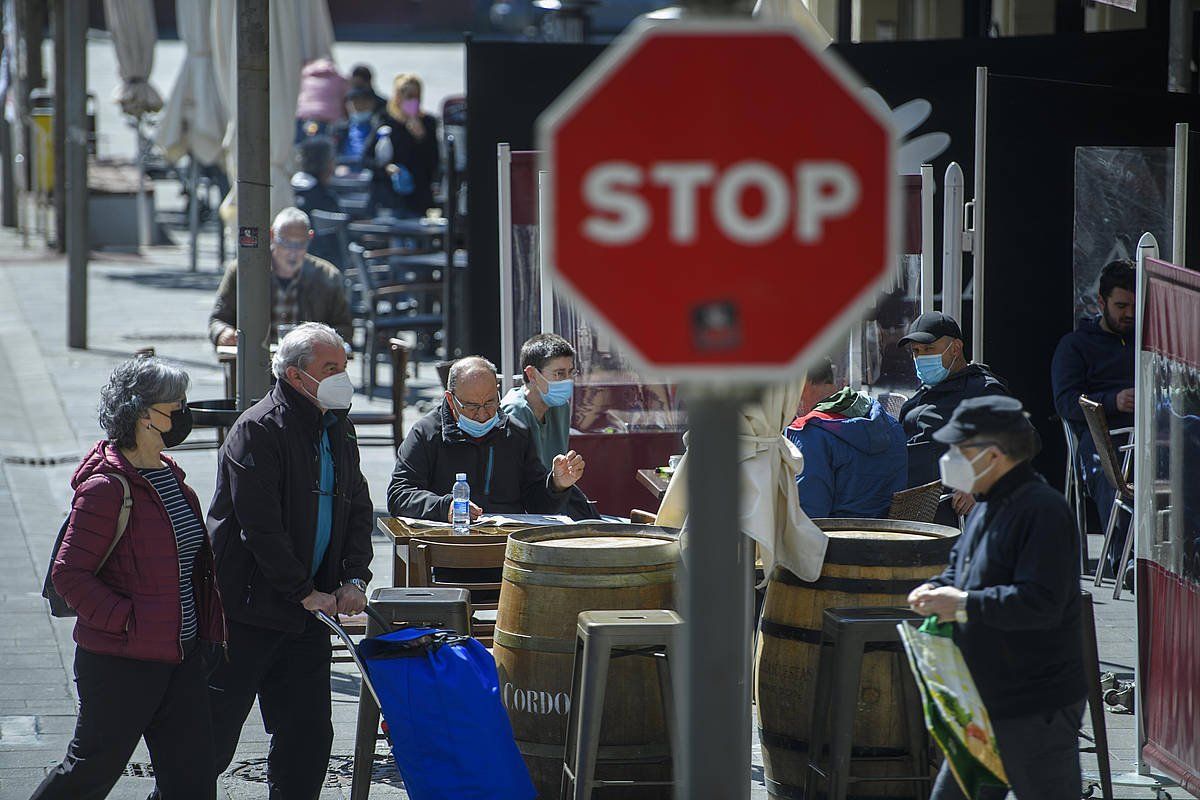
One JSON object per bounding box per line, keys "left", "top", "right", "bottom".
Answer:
{"left": 139, "top": 467, "right": 205, "bottom": 641}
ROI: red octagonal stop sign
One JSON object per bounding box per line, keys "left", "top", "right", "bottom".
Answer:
{"left": 539, "top": 21, "right": 896, "bottom": 381}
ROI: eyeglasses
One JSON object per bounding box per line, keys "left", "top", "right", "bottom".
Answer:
{"left": 541, "top": 367, "right": 581, "bottom": 381}
{"left": 452, "top": 394, "right": 500, "bottom": 415}
{"left": 272, "top": 235, "right": 312, "bottom": 251}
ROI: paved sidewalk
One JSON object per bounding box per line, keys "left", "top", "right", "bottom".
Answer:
{"left": 0, "top": 226, "right": 430, "bottom": 799}
{"left": 0, "top": 225, "right": 1188, "bottom": 798}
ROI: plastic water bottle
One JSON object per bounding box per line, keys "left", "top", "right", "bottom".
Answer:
{"left": 452, "top": 473, "right": 471, "bottom": 535}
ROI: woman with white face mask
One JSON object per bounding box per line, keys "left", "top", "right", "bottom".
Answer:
{"left": 907, "top": 396, "right": 1087, "bottom": 800}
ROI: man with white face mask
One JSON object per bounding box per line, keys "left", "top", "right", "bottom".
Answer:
{"left": 204, "top": 323, "right": 374, "bottom": 798}
{"left": 907, "top": 396, "right": 1086, "bottom": 800}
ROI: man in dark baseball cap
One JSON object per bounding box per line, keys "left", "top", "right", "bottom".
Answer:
{"left": 896, "top": 312, "right": 1010, "bottom": 519}
{"left": 909, "top": 395, "right": 1086, "bottom": 800}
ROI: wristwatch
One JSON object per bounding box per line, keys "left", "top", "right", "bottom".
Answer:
{"left": 955, "top": 592, "right": 969, "bottom": 624}
{"left": 343, "top": 578, "right": 368, "bottom": 594}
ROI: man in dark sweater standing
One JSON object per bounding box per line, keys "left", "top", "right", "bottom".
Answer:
{"left": 908, "top": 397, "right": 1085, "bottom": 800}
{"left": 1051, "top": 259, "right": 1135, "bottom": 579}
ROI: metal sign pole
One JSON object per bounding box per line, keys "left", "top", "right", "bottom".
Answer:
{"left": 235, "top": 0, "right": 271, "bottom": 409}
{"left": 678, "top": 384, "right": 753, "bottom": 800}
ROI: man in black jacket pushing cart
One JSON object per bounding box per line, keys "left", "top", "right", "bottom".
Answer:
{"left": 206, "top": 323, "right": 375, "bottom": 799}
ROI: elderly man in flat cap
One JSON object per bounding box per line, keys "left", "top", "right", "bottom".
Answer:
{"left": 908, "top": 396, "right": 1086, "bottom": 800}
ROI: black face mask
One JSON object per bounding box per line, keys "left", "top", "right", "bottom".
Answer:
{"left": 150, "top": 404, "right": 193, "bottom": 449}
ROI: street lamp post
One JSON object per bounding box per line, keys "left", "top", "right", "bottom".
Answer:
{"left": 235, "top": 0, "right": 272, "bottom": 408}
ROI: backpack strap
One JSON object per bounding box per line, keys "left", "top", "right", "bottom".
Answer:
{"left": 95, "top": 473, "right": 133, "bottom": 573}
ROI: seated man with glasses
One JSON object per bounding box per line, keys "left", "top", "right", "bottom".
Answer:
{"left": 208, "top": 206, "right": 353, "bottom": 347}
{"left": 387, "top": 355, "right": 586, "bottom": 523}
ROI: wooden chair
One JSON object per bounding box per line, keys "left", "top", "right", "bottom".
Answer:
{"left": 348, "top": 337, "right": 410, "bottom": 449}
{"left": 1078, "top": 396, "right": 1135, "bottom": 598}
{"left": 347, "top": 242, "right": 443, "bottom": 397}
{"left": 409, "top": 539, "right": 507, "bottom": 646}
{"left": 887, "top": 480, "right": 943, "bottom": 524}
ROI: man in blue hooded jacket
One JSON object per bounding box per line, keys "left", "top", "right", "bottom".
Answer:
{"left": 786, "top": 358, "right": 907, "bottom": 518}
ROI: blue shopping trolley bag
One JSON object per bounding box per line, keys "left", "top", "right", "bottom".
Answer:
{"left": 357, "top": 625, "right": 536, "bottom": 800}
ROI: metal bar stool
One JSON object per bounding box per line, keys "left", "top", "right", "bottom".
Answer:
{"left": 561, "top": 610, "right": 682, "bottom": 800}
{"left": 349, "top": 587, "right": 472, "bottom": 800}
{"left": 805, "top": 607, "right": 931, "bottom": 800}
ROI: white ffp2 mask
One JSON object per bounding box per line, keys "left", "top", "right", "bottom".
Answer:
{"left": 938, "top": 446, "right": 995, "bottom": 494}
{"left": 302, "top": 370, "right": 354, "bottom": 410}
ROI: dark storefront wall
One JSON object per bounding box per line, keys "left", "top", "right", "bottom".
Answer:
{"left": 464, "top": 24, "right": 1171, "bottom": 481}
{"left": 979, "top": 75, "right": 1200, "bottom": 486}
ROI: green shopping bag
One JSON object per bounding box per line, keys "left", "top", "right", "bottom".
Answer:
{"left": 897, "top": 617, "right": 1009, "bottom": 798}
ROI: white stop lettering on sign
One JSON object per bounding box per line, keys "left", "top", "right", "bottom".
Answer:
{"left": 581, "top": 159, "right": 860, "bottom": 246}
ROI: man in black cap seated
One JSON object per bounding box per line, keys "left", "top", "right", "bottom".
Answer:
{"left": 908, "top": 396, "right": 1085, "bottom": 800}
{"left": 898, "top": 311, "right": 1009, "bottom": 517}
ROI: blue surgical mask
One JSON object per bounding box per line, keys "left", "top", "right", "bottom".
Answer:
{"left": 350, "top": 110, "right": 372, "bottom": 124}
{"left": 455, "top": 406, "right": 499, "bottom": 438}
{"left": 915, "top": 345, "right": 961, "bottom": 386}
{"left": 540, "top": 377, "right": 574, "bottom": 407}
{"left": 914, "top": 354, "right": 948, "bottom": 385}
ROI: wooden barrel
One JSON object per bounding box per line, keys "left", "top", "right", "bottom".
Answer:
{"left": 493, "top": 524, "right": 680, "bottom": 799}
{"left": 754, "top": 519, "right": 960, "bottom": 800}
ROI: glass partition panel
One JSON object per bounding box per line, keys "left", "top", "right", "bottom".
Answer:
{"left": 1072, "top": 147, "right": 1173, "bottom": 322}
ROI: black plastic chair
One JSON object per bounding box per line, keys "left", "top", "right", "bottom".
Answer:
{"left": 347, "top": 243, "right": 443, "bottom": 397}
{"left": 309, "top": 209, "right": 351, "bottom": 272}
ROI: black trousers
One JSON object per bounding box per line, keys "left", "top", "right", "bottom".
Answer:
{"left": 30, "top": 641, "right": 214, "bottom": 800}
{"left": 209, "top": 615, "right": 333, "bottom": 800}
{"left": 930, "top": 699, "right": 1086, "bottom": 800}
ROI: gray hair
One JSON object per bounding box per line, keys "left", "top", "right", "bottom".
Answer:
{"left": 447, "top": 356, "right": 498, "bottom": 394}
{"left": 272, "top": 322, "right": 346, "bottom": 379}
{"left": 98, "top": 357, "right": 190, "bottom": 449}
{"left": 272, "top": 206, "right": 310, "bottom": 232}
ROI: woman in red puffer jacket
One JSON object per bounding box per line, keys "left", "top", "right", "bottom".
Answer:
{"left": 32, "top": 357, "right": 225, "bottom": 800}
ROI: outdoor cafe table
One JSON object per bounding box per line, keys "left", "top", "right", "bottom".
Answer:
{"left": 636, "top": 468, "right": 671, "bottom": 501}
{"left": 348, "top": 216, "right": 447, "bottom": 250}
{"left": 377, "top": 515, "right": 574, "bottom": 587}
